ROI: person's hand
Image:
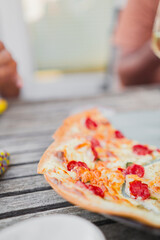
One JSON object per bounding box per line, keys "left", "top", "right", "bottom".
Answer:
{"left": 0, "top": 41, "right": 22, "bottom": 98}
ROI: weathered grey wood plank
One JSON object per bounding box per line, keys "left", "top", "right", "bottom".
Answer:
{"left": 10, "top": 151, "right": 44, "bottom": 165}
{"left": 0, "top": 88, "right": 160, "bottom": 136}
{"left": 0, "top": 135, "right": 52, "bottom": 155}
{"left": 0, "top": 175, "right": 49, "bottom": 196}
{"left": 100, "top": 223, "right": 160, "bottom": 240}
{"left": 0, "top": 206, "right": 107, "bottom": 230}
{"left": 0, "top": 190, "right": 65, "bottom": 216}
{"left": 6, "top": 88, "right": 160, "bottom": 115}
{"left": 0, "top": 129, "right": 52, "bottom": 140}
{"left": 0, "top": 118, "right": 61, "bottom": 137}
{"left": 0, "top": 163, "right": 38, "bottom": 180}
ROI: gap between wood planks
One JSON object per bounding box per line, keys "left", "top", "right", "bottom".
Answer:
{"left": 0, "top": 183, "right": 116, "bottom": 226}
{"left": 0, "top": 163, "right": 38, "bottom": 180}
{"left": 0, "top": 186, "right": 52, "bottom": 198}
{"left": 10, "top": 161, "right": 39, "bottom": 167}
{"left": 0, "top": 174, "right": 38, "bottom": 181}
{"left": 0, "top": 205, "right": 116, "bottom": 231}
{"left": 0, "top": 175, "right": 49, "bottom": 194}
{"left": 0, "top": 202, "right": 72, "bottom": 220}
{"left": 0, "top": 200, "right": 115, "bottom": 225}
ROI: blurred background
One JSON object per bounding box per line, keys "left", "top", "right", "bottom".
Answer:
{"left": 0, "top": 0, "right": 126, "bottom": 100}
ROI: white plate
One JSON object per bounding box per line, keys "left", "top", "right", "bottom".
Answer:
{"left": 0, "top": 214, "right": 106, "bottom": 240}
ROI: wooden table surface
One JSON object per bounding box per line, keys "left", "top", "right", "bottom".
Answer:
{"left": 0, "top": 87, "right": 160, "bottom": 240}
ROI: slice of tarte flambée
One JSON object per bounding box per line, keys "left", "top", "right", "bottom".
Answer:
{"left": 38, "top": 109, "right": 160, "bottom": 228}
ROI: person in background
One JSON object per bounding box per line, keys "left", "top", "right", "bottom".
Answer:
{"left": 104, "top": 0, "right": 127, "bottom": 90}
{"left": 114, "top": 0, "right": 160, "bottom": 86}
{"left": 0, "top": 41, "right": 22, "bottom": 98}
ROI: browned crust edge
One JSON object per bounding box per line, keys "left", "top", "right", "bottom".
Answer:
{"left": 37, "top": 142, "right": 55, "bottom": 174}
{"left": 45, "top": 175, "right": 160, "bottom": 229}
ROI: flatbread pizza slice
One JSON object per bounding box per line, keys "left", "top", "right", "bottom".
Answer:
{"left": 38, "top": 109, "right": 160, "bottom": 228}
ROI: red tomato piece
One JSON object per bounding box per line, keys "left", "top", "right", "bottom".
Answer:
{"left": 118, "top": 167, "right": 125, "bottom": 174}
{"left": 90, "top": 138, "right": 100, "bottom": 148}
{"left": 67, "top": 161, "right": 89, "bottom": 171}
{"left": 77, "top": 162, "right": 90, "bottom": 170}
{"left": 91, "top": 146, "right": 99, "bottom": 161}
{"left": 76, "top": 182, "right": 104, "bottom": 198}
{"left": 115, "top": 130, "right": 124, "bottom": 139}
{"left": 67, "top": 161, "right": 77, "bottom": 171}
{"left": 157, "top": 149, "right": 160, "bottom": 153}
{"left": 85, "top": 117, "right": 98, "bottom": 130}
{"left": 87, "top": 184, "right": 105, "bottom": 198}
{"left": 126, "top": 164, "right": 145, "bottom": 178}
{"left": 90, "top": 138, "right": 100, "bottom": 161}
{"left": 133, "top": 144, "right": 152, "bottom": 155}
{"left": 129, "top": 180, "right": 150, "bottom": 200}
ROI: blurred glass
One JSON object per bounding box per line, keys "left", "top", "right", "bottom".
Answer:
{"left": 152, "top": 2, "right": 160, "bottom": 58}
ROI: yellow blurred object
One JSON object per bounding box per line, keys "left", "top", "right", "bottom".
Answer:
{"left": 0, "top": 99, "right": 8, "bottom": 114}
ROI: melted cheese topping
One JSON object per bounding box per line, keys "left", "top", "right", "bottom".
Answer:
{"left": 44, "top": 110, "right": 160, "bottom": 214}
